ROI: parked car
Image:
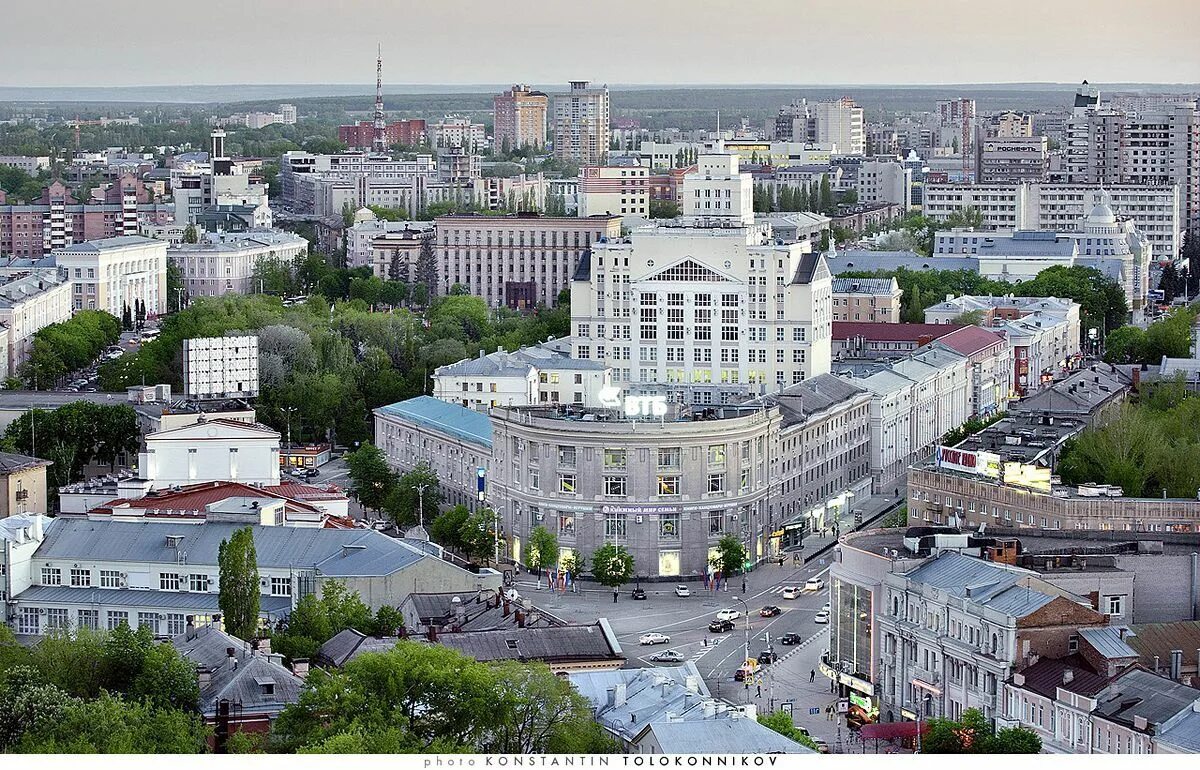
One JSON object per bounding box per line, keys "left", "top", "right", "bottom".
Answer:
{"left": 305, "top": 468, "right": 320, "bottom": 478}
{"left": 760, "top": 605, "right": 781, "bottom": 617}
{"left": 813, "top": 740, "right": 832, "bottom": 754}
{"left": 708, "top": 619, "right": 735, "bottom": 633}
{"left": 649, "top": 649, "right": 685, "bottom": 663}
{"left": 631, "top": 587, "right": 647, "bottom": 600}
{"left": 779, "top": 632, "right": 803, "bottom": 646}
{"left": 757, "top": 649, "right": 778, "bottom": 665}
{"left": 674, "top": 584, "right": 691, "bottom": 598}
{"left": 814, "top": 609, "right": 830, "bottom": 624}
{"left": 715, "top": 608, "right": 741, "bottom": 621}
{"left": 734, "top": 662, "right": 759, "bottom": 682}
{"left": 781, "top": 586, "right": 801, "bottom": 600}
{"left": 639, "top": 632, "right": 671, "bottom": 645}
{"left": 804, "top": 578, "right": 824, "bottom": 592}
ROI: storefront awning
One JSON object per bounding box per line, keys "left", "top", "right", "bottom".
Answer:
{"left": 860, "top": 721, "right": 927, "bottom": 741}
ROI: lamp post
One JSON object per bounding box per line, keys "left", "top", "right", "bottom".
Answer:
{"left": 416, "top": 483, "right": 427, "bottom": 527}
{"left": 909, "top": 692, "right": 933, "bottom": 754}
{"left": 734, "top": 595, "right": 751, "bottom": 667}
{"left": 281, "top": 406, "right": 298, "bottom": 451}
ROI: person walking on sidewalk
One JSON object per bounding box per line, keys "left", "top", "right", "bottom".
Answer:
{"left": 810, "top": 669, "right": 816, "bottom": 683}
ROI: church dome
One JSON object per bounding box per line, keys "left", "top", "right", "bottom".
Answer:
{"left": 1087, "top": 201, "right": 1116, "bottom": 225}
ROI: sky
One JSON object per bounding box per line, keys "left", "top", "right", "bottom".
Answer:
{"left": 2, "top": 0, "right": 1198, "bottom": 87}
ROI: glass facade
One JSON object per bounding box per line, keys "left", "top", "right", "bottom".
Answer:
{"left": 830, "top": 576, "right": 874, "bottom": 683}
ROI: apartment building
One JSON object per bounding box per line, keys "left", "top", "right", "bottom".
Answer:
{"left": 830, "top": 278, "right": 902, "bottom": 323}
{"left": 182, "top": 335, "right": 259, "bottom": 400}
{"left": 169, "top": 229, "right": 307, "bottom": 298}
{"left": 578, "top": 166, "right": 649, "bottom": 217}
{"left": 338, "top": 118, "right": 426, "bottom": 150}
{"left": 0, "top": 269, "right": 72, "bottom": 374}
{"left": 0, "top": 156, "right": 50, "bottom": 174}
{"left": 435, "top": 213, "right": 621, "bottom": 308}
{"left": 53, "top": 235, "right": 167, "bottom": 316}
{"left": 553, "top": 81, "right": 610, "bottom": 166}
{"left": 987, "top": 112, "right": 1034, "bottom": 138}
{"left": 855, "top": 158, "right": 912, "bottom": 208}
{"left": 279, "top": 150, "right": 438, "bottom": 216}
{"left": 432, "top": 340, "right": 611, "bottom": 410}
{"left": 430, "top": 116, "right": 486, "bottom": 153}
{"left": 774, "top": 99, "right": 865, "bottom": 155}
{"left": 493, "top": 85, "right": 549, "bottom": 151}
{"left": 682, "top": 154, "right": 754, "bottom": 225}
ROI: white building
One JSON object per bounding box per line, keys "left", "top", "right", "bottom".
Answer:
{"left": 139, "top": 418, "right": 281, "bottom": 488}
{"left": 53, "top": 235, "right": 168, "bottom": 316}
{"left": 578, "top": 166, "right": 649, "bottom": 217}
{"left": 681, "top": 154, "right": 754, "bottom": 225}
{"left": 169, "top": 229, "right": 308, "bottom": 298}
{"left": 432, "top": 339, "right": 612, "bottom": 411}
{"left": 0, "top": 155, "right": 51, "bottom": 174}
{"left": 172, "top": 130, "right": 271, "bottom": 227}
{"left": 637, "top": 140, "right": 835, "bottom": 170}
{"left": 923, "top": 182, "right": 1181, "bottom": 261}
{"left": 0, "top": 269, "right": 72, "bottom": 374}
{"left": 552, "top": 81, "right": 610, "bottom": 166}
{"left": 183, "top": 335, "right": 259, "bottom": 400}
{"left": 809, "top": 99, "right": 866, "bottom": 156}
{"left": 279, "top": 150, "right": 439, "bottom": 216}
{"left": 430, "top": 116, "right": 487, "bottom": 153}
{"left": 855, "top": 158, "right": 912, "bottom": 208}
{"left": 571, "top": 220, "right": 833, "bottom": 404}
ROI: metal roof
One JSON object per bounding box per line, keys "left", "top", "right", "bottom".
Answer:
{"left": 375, "top": 396, "right": 493, "bottom": 449}
{"left": 1127, "top": 621, "right": 1200, "bottom": 672}
{"left": 1157, "top": 709, "right": 1200, "bottom": 752}
{"left": 757, "top": 374, "right": 868, "bottom": 427}
{"left": 0, "top": 450, "right": 51, "bottom": 473}
{"left": 826, "top": 250, "right": 979, "bottom": 275}
{"left": 831, "top": 277, "right": 898, "bottom": 295}
{"left": 902, "top": 552, "right": 1055, "bottom": 616}
{"left": 37, "top": 518, "right": 425, "bottom": 577}
{"left": 646, "top": 719, "right": 810, "bottom": 754}
{"left": 54, "top": 235, "right": 161, "bottom": 252}
{"left": 439, "top": 623, "right": 623, "bottom": 664}
{"left": 1094, "top": 668, "right": 1200, "bottom": 730}
{"left": 1014, "top": 655, "right": 1110, "bottom": 699}
{"left": 15, "top": 584, "right": 291, "bottom": 614}
{"left": 173, "top": 625, "right": 303, "bottom": 717}
{"left": 1079, "top": 627, "right": 1140, "bottom": 661}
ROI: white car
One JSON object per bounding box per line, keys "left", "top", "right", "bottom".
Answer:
{"left": 674, "top": 584, "right": 691, "bottom": 597}
{"left": 822, "top": 602, "right": 831, "bottom": 613}
{"left": 781, "top": 586, "right": 801, "bottom": 600}
{"left": 639, "top": 632, "right": 671, "bottom": 645}
{"left": 715, "top": 609, "right": 741, "bottom": 622}
{"left": 804, "top": 578, "right": 824, "bottom": 592}
{"left": 814, "top": 609, "right": 830, "bottom": 624}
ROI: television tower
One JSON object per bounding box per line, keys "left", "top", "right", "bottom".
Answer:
{"left": 373, "top": 45, "right": 387, "bottom": 153}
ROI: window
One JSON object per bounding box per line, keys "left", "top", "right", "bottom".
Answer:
{"left": 603, "top": 448, "right": 627, "bottom": 468}
{"left": 166, "top": 613, "right": 186, "bottom": 637}
{"left": 660, "top": 512, "right": 680, "bottom": 539}
{"left": 271, "top": 577, "right": 292, "bottom": 597}
{"left": 604, "top": 511, "right": 627, "bottom": 539}
{"left": 41, "top": 566, "right": 62, "bottom": 586}
{"left": 558, "top": 513, "right": 575, "bottom": 536}
{"left": 740, "top": 469, "right": 751, "bottom": 491}
{"left": 17, "top": 608, "right": 39, "bottom": 635}
{"left": 708, "top": 473, "right": 726, "bottom": 493}
{"left": 658, "top": 447, "right": 681, "bottom": 468}
{"left": 657, "top": 475, "right": 680, "bottom": 496}
{"left": 137, "top": 612, "right": 160, "bottom": 635}
{"left": 529, "top": 469, "right": 540, "bottom": 491}
{"left": 557, "top": 445, "right": 576, "bottom": 467}
{"left": 559, "top": 474, "right": 576, "bottom": 494}
{"left": 604, "top": 476, "right": 627, "bottom": 496}
{"left": 70, "top": 568, "right": 90, "bottom": 587}
{"left": 45, "top": 608, "right": 69, "bottom": 631}
{"left": 160, "top": 573, "right": 181, "bottom": 591}
{"left": 708, "top": 444, "right": 726, "bottom": 467}
{"left": 106, "top": 611, "right": 128, "bottom": 631}
{"left": 1106, "top": 595, "right": 1124, "bottom": 617}
{"left": 78, "top": 609, "right": 99, "bottom": 631}
{"left": 190, "top": 574, "right": 210, "bottom": 592}
{"left": 707, "top": 510, "right": 723, "bottom": 535}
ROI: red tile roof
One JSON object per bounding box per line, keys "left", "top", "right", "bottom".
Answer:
{"left": 832, "top": 322, "right": 963, "bottom": 342}
{"left": 94, "top": 480, "right": 323, "bottom": 517}
{"left": 933, "top": 325, "right": 1007, "bottom": 356}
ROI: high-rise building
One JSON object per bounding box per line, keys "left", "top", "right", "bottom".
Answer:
{"left": 809, "top": 98, "right": 865, "bottom": 156}
{"left": 987, "top": 111, "right": 1034, "bottom": 138}
{"left": 553, "top": 81, "right": 610, "bottom": 166}
{"left": 578, "top": 166, "right": 649, "bottom": 217}
{"left": 976, "top": 136, "right": 1049, "bottom": 184}
{"left": 493, "top": 85, "right": 548, "bottom": 151}
{"left": 183, "top": 335, "right": 260, "bottom": 400}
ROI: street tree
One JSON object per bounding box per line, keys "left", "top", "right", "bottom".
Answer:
{"left": 460, "top": 508, "right": 498, "bottom": 564}
{"left": 757, "top": 710, "right": 818, "bottom": 750}
{"left": 590, "top": 543, "right": 635, "bottom": 595}
{"left": 384, "top": 462, "right": 442, "bottom": 528}
{"left": 218, "top": 526, "right": 261, "bottom": 641}
{"left": 345, "top": 442, "right": 395, "bottom": 514}
{"left": 526, "top": 525, "right": 559, "bottom": 574}
{"left": 713, "top": 535, "right": 748, "bottom": 582}
{"left": 429, "top": 504, "right": 470, "bottom": 552}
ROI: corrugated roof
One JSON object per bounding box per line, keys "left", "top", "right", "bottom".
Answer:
{"left": 826, "top": 250, "right": 978, "bottom": 275}
{"left": 54, "top": 235, "right": 161, "bottom": 252}
{"left": 902, "top": 552, "right": 1054, "bottom": 616}
{"left": 1015, "top": 655, "right": 1110, "bottom": 699}
{"left": 757, "top": 374, "right": 868, "bottom": 427}
{"left": 933, "top": 326, "right": 1007, "bottom": 357}
{"left": 1158, "top": 709, "right": 1200, "bottom": 752}
{"left": 173, "top": 625, "right": 303, "bottom": 717}
{"left": 647, "top": 719, "right": 810, "bottom": 754}
{"left": 831, "top": 277, "right": 898, "bottom": 295}
{"left": 375, "top": 396, "right": 493, "bottom": 449}
{"left": 0, "top": 450, "right": 51, "bottom": 473}
{"left": 16, "top": 584, "right": 291, "bottom": 613}
{"left": 94, "top": 480, "right": 324, "bottom": 517}
{"left": 1127, "top": 621, "right": 1200, "bottom": 671}
{"left": 832, "top": 321, "right": 961, "bottom": 342}
{"left": 1079, "top": 627, "right": 1141, "bottom": 661}
{"left": 1095, "top": 668, "right": 1200, "bottom": 729}
{"left": 315, "top": 628, "right": 400, "bottom": 667}
{"left": 439, "top": 623, "right": 622, "bottom": 664}
{"left": 36, "top": 518, "right": 425, "bottom": 577}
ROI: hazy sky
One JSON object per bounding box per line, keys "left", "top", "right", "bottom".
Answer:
{"left": 3, "top": 0, "right": 1197, "bottom": 87}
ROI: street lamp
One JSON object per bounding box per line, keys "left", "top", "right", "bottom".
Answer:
{"left": 908, "top": 692, "right": 933, "bottom": 753}
{"left": 416, "top": 483, "right": 427, "bottom": 527}
{"left": 733, "top": 595, "right": 751, "bottom": 668}
{"left": 281, "top": 406, "right": 298, "bottom": 451}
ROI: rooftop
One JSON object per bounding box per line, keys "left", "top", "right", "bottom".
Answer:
{"left": 18, "top": 584, "right": 292, "bottom": 614}
{"left": 53, "top": 235, "right": 162, "bottom": 253}
{"left": 1094, "top": 667, "right": 1200, "bottom": 732}
{"left": 173, "top": 625, "right": 303, "bottom": 718}
{"left": 375, "top": 396, "right": 493, "bottom": 449}
{"left": 1126, "top": 621, "right": 1200, "bottom": 673}
{"left": 753, "top": 373, "right": 868, "bottom": 427}
{"left": 831, "top": 277, "right": 899, "bottom": 295}
{"left": 0, "top": 450, "right": 51, "bottom": 474}
{"left": 1015, "top": 654, "right": 1111, "bottom": 699}
{"left": 438, "top": 621, "right": 624, "bottom": 665}
{"left": 901, "top": 551, "right": 1056, "bottom": 617}
{"left": 832, "top": 321, "right": 962, "bottom": 343}
{"left": 933, "top": 325, "right": 1007, "bottom": 357}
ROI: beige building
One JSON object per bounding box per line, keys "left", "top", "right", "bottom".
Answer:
{"left": 553, "top": 81, "right": 610, "bottom": 166}
{"left": 578, "top": 166, "right": 649, "bottom": 217}
{"left": 435, "top": 213, "right": 621, "bottom": 308}
{"left": 0, "top": 452, "right": 50, "bottom": 518}
{"left": 987, "top": 111, "right": 1034, "bottom": 138}
{"left": 494, "top": 85, "right": 549, "bottom": 151}
{"left": 53, "top": 235, "right": 168, "bottom": 316}
{"left": 0, "top": 270, "right": 72, "bottom": 375}
{"left": 831, "top": 277, "right": 902, "bottom": 323}
{"left": 169, "top": 229, "right": 308, "bottom": 298}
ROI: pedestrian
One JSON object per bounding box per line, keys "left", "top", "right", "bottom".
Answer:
{"left": 756, "top": 684, "right": 762, "bottom": 698}
{"left": 810, "top": 669, "right": 816, "bottom": 683}
{"left": 741, "top": 578, "right": 747, "bottom": 594}
{"left": 612, "top": 589, "right": 618, "bottom": 604}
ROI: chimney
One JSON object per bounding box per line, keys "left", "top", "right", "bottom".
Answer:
{"left": 185, "top": 616, "right": 196, "bottom": 641}
{"left": 1154, "top": 655, "right": 1161, "bottom": 672}
{"left": 614, "top": 683, "right": 627, "bottom": 707}
{"left": 291, "top": 659, "right": 310, "bottom": 678}
{"left": 1133, "top": 715, "right": 1148, "bottom": 731}
{"left": 197, "top": 667, "right": 212, "bottom": 689}
{"left": 503, "top": 598, "right": 511, "bottom": 617}
{"left": 1013, "top": 673, "right": 1025, "bottom": 686}
{"left": 516, "top": 609, "right": 525, "bottom": 628}
{"left": 1063, "top": 670, "right": 1074, "bottom": 685}
{"left": 1172, "top": 650, "right": 1184, "bottom": 681}
{"left": 685, "top": 675, "right": 700, "bottom": 693}
{"left": 606, "top": 687, "right": 617, "bottom": 709}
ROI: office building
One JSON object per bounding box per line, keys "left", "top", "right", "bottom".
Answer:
{"left": 976, "top": 136, "right": 1049, "bottom": 184}
{"left": 138, "top": 417, "right": 279, "bottom": 488}
{"left": 578, "top": 166, "right": 649, "bottom": 217}
{"left": 338, "top": 118, "right": 427, "bottom": 149}
{"left": 183, "top": 335, "right": 259, "bottom": 400}
{"left": 682, "top": 154, "right": 754, "bottom": 225}
{"left": 0, "top": 156, "right": 50, "bottom": 174}
{"left": 169, "top": 229, "right": 308, "bottom": 298}
{"left": 53, "top": 235, "right": 167, "bottom": 316}
{"left": 435, "top": 213, "right": 621, "bottom": 308}
{"left": 553, "top": 81, "right": 610, "bottom": 166}
{"left": 0, "top": 269, "right": 72, "bottom": 374}
{"left": 432, "top": 340, "right": 612, "bottom": 410}
{"left": 493, "top": 84, "right": 549, "bottom": 151}
{"left": 830, "top": 277, "right": 902, "bottom": 323}
{"left": 171, "top": 130, "right": 271, "bottom": 228}
{"left": 279, "top": 150, "right": 439, "bottom": 217}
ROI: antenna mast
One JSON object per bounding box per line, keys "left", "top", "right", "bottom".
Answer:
{"left": 373, "top": 45, "right": 387, "bottom": 154}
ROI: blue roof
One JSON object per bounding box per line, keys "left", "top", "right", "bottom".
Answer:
{"left": 903, "top": 552, "right": 1056, "bottom": 616}
{"left": 17, "top": 585, "right": 292, "bottom": 614}
{"left": 376, "top": 396, "right": 493, "bottom": 449}
{"left": 827, "top": 250, "right": 979, "bottom": 275}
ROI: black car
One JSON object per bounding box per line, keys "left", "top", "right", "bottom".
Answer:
{"left": 305, "top": 467, "right": 320, "bottom": 478}
{"left": 632, "top": 587, "right": 647, "bottom": 600}
{"left": 779, "top": 632, "right": 803, "bottom": 646}
{"left": 759, "top": 605, "right": 781, "bottom": 617}
{"left": 708, "top": 618, "right": 735, "bottom": 633}
{"left": 757, "top": 649, "right": 778, "bottom": 665}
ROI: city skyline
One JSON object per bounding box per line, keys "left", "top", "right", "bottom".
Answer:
{"left": 2, "top": 0, "right": 1198, "bottom": 87}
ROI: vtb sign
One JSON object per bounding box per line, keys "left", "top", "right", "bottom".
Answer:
{"left": 599, "top": 386, "right": 668, "bottom": 418}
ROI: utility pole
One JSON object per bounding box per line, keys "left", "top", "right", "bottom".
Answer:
{"left": 416, "top": 483, "right": 427, "bottom": 526}
{"left": 281, "top": 406, "right": 297, "bottom": 452}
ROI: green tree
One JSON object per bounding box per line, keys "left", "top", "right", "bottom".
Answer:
{"left": 713, "top": 534, "right": 748, "bottom": 580}
{"left": 460, "top": 507, "right": 498, "bottom": 564}
{"left": 130, "top": 643, "right": 199, "bottom": 712}
{"left": 367, "top": 204, "right": 408, "bottom": 221}
{"left": 951, "top": 309, "right": 986, "bottom": 326}
{"left": 415, "top": 238, "right": 438, "bottom": 299}
{"left": 648, "top": 199, "right": 680, "bottom": 219}
{"left": 757, "top": 710, "right": 818, "bottom": 750}
{"left": 0, "top": 666, "right": 73, "bottom": 751}
{"left": 218, "top": 526, "right": 261, "bottom": 641}
{"left": 429, "top": 504, "right": 471, "bottom": 552}
{"left": 167, "top": 261, "right": 185, "bottom": 311}
{"left": 590, "top": 543, "right": 635, "bottom": 594}
{"left": 527, "top": 525, "right": 559, "bottom": 574}
{"left": 989, "top": 726, "right": 1043, "bottom": 753}
{"left": 182, "top": 224, "right": 198, "bottom": 244}
{"left": 944, "top": 205, "right": 984, "bottom": 230}
{"left": 1103, "top": 325, "right": 1147, "bottom": 363}
{"left": 345, "top": 442, "right": 395, "bottom": 514}
{"left": 818, "top": 174, "right": 834, "bottom": 214}
{"left": 15, "top": 692, "right": 209, "bottom": 753}
{"left": 384, "top": 462, "right": 442, "bottom": 528}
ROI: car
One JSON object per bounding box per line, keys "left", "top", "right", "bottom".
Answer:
{"left": 708, "top": 619, "right": 735, "bottom": 633}
{"left": 821, "top": 602, "right": 831, "bottom": 613}
{"left": 734, "top": 662, "right": 759, "bottom": 681}
{"left": 639, "top": 632, "right": 671, "bottom": 645}
{"left": 715, "top": 608, "right": 741, "bottom": 621}
{"left": 813, "top": 740, "right": 832, "bottom": 754}
{"left": 674, "top": 584, "right": 691, "bottom": 598}
{"left": 760, "top": 605, "right": 781, "bottom": 617}
{"left": 631, "top": 587, "right": 647, "bottom": 600}
{"left": 804, "top": 578, "right": 824, "bottom": 592}
{"left": 648, "top": 649, "right": 685, "bottom": 663}
{"left": 305, "top": 468, "right": 320, "bottom": 478}
{"left": 757, "top": 650, "right": 778, "bottom": 665}
{"left": 814, "top": 609, "right": 830, "bottom": 624}
{"left": 779, "top": 632, "right": 803, "bottom": 646}
{"left": 781, "top": 586, "right": 801, "bottom": 600}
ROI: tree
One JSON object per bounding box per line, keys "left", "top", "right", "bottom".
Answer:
{"left": 648, "top": 199, "right": 680, "bottom": 219}
{"left": 415, "top": 238, "right": 438, "bottom": 299}
{"left": 713, "top": 535, "right": 748, "bottom": 581}
{"left": 1103, "top": 325, "right": 1147, "bottom": 363}
{"left": 0, "top": 666, "right": 73, "bottom": 750}
{"left": 121, "top": 303, "right": 132, "bottom": 331}
{"left": 218, "top": 526, "right": 261, "bottom": 641}
{"left": 130, "top": 643, "right": 199, "bottom": 712}
{"left": 757, "top": 710, "right": 818, "bottom": 750}
{"left": 590, "top": 543, "right": 635, "bottom": 594}
{"left": 345, "top": 442, "right": 395, "bottom": 514}
{"left": 944, "top": 205, "right": 984, "bottom": 230}
{"left": 367, "top": 205, "right": 408, "bottom": 222}
{"left": 460, "top": 508, "right": 498, "bottom": 564}
{"left": 818, "top": 174, "right": 834, "bottom": 215}
{"left": 527, "top": 525, "right": 559, "bottom": 574}
{"left": 951, "top": 309, "right": 986, "bottom": 326}
{"left": 989, "top": 726, "right": 1043, "bottom": 753}
{"left": 15, "top": 692, "right": 209, "bottom": 753}
{"left": 387, "top": 252, "right": 406, "bottom": 283}
{"left": 167, "top": 261, "right": 185, "bottom": 311}
{"left": 383, "top": 462, "right": 442, "bottom": 528}
{"left": 919, "top": 707, "right": 1040, "bottom": 754}
{"left": 429, "top": 504, "right": 471, "bottom": 552}
{"left": 182, "top": 224, "right": 198, "bottom": 244}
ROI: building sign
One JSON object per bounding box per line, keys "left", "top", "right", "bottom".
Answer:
{"left": 936, "top": 446, "right": 1001, "bottom": 479}
{"left": 598, "top": 386, "right": 668, "bottom": 418}
{"left": 601, "top": 505, "right": 680, "bottom": 515}
{"left": 1002, "top": 462, "right": 1052, "bottom": 492}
